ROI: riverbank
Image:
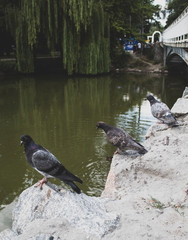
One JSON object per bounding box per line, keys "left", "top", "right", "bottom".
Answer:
{"left": 1, "top": 89, "right": 188, "bottom": 240}
{"left": 0, "top": 52, "right": 165, "bottom": 75}
{"left": 102, "top": 89, "right": 188, "bottom": 239}
{"left": 114, "top": 53, "right": 166, "bottom": 74}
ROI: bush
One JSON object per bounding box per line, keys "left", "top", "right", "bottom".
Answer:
{"left": 111, "top": 47, "right": 132, "bottom": 68}
{"left": 143, "top": 47, "right": 154, "bottom": 60}
{"left": 0, "top": 60, "right": 16, "bottom": 73}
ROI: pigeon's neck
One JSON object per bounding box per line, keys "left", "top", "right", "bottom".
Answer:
{"left": 24, "top": 141, "right": 37, "bottom": 154}
{"left": 150, "top": 99, "right": 158, "bottom": 105}
{"left": 101, "top": 124, "right": 112, "bottom": 133}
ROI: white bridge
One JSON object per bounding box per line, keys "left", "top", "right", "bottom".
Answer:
{"left": 149, "top": 6, "right": 188, "bottom": 67}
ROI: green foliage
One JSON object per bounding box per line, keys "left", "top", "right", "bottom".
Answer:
{"left": 4, "top": 0, "right": 110, "bottom": 75}
{"left": 0, "top": 60, "right": 16, "bottom": 72}
{"left": 143, "top": 48, "right": 154, "bottom": 61}
{"left": 166, "top": 0, "right": 188, "bottom": 27}
{"left": 102, "top": 0, "right": 160, "bottom": 48}
{"left": 173, "top": 203, "right": 185, "bottom": 216}
{"left": 111, "top": 46, "right": 131, "bottom": 68}
{"left": 1, "top": 0, "right": 162, "bottom": 73}
{"left": 150, "top": 197, "right": 165, "bottom": 209}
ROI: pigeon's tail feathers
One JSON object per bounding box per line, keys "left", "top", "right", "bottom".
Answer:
{"left": 66, "top": 172, "right": 83, "bottom": 184}
{"left": 73, "top": 175, "right": 83, "bottom": 184}
{"left": 170, "top": 121, "right": 181, "bottom": 127}
{"left": 131, "top": 140, "right": 147, "bottom": 154}
{"left": 139, "top": 148, "right": 148, "bottom": 154}
{"left": 57, "top": 170, "right": 83, "bottom": 184}
{"left": 64, "top": 181, "right": 81, "bottom": 194}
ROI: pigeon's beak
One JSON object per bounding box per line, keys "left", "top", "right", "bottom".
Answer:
{"left": 96, "top": 126, "right": 99, "bottom": 130}
{"left": 20, "top": 140, "right": 23, "bottom": 146}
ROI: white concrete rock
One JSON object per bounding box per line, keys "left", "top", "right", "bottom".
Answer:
{"left": 182, "top": 87, "right": 188, "bottom": 98}
{"left": 102, "top": 113, "right": 188, "bottom": 240}
{"left": 0, "top": 229, "right": 17, "bottom": 240}
{"left": 171, "top": 88, "right": 188, "bottom": 116}
{"left": 171, "top": 98, "right": 188, "bottom": 116}
{"left": 7, "top": 183, "right": 118, "bottom": 239}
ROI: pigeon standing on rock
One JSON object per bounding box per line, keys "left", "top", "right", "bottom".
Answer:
{"left": 20, "top": 134, "right": 83, "bottom": 194}
{"left": 96, "top": 121, "right": 147, "bottom": 155}
{"left": 146, "top": 94, "right": 178, "bottom": 126}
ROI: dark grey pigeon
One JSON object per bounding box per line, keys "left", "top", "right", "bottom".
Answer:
{"left": 20, "top": 135, "right": 83, "bottom": 194}
{"left": 146, "top": 94, "right": 178, "bottom": 126}
{"left": 96, "top": 121, "right": 147, "bottom": 155}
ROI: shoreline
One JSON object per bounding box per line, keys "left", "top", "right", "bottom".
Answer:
{"left": 101, "top": 90, "right": 188, "bottom": 239}
{"left": 0, "top": 55, "right": 166, "bottom": 75}
{"left": 114, "top": 67, "right": 168, "bottom": 74}
{"left": 1, "top": 90, "right": 188, "bottom": 239}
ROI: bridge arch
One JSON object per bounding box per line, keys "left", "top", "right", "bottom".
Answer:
{"left": 152, "top": 31, "right": 162, "bottom": 43}
{"left": 166, "top": 52, "right": 187, "bottom": 71}
{"left": 167, "top": 52, "right": 185, "bottom": 63}
{"left": 162, "top": 6, "right": 188, "bottom": 69}
{"left": 166, "top": 47, "right": 188, "bottom": 66}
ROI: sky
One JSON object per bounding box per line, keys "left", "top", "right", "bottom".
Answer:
{"left": 154, "top": 0, "right": 168, "bottom": 26}
{"left": 154, "top": 0, "right": 166, "bottom": 8}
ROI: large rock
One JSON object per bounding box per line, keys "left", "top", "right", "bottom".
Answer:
{"left": 171, "top": 98, "right": 188, "bottom": 116}
{"left": 171, "top": 86, "right": 188, "bottom": 116}
{"left": 102, "top": 113, "right": 188, "bottom": 239}
{"left": 0, "top": 183, "right": 119, "bottom": 240}
{"left": 0, "top": 229, "right": 17, "bottom": 240}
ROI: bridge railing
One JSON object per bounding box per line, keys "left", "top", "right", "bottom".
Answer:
{"left": 162, "top": 6, "right": 188, "bottom": 47}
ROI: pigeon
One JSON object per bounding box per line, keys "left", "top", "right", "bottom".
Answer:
{"left": 96, "top": 121, "right": 147, "bottom": 155}
{"left": 20, "top": 134, "right": 83, "bottom": 194}
{"left": 146, "top": 94, "right": 178, "bottom": 126}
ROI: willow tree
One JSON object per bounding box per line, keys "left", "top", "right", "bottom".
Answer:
{"left": 5, "top": 0, "right": 110, "bottom": 75}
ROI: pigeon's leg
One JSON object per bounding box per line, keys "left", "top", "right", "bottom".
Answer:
{"left": 156, "top": 121, "right": 164, "bottom": 124}
{"left": 114, "top": 149, "right": 119, "bottom": 155}
{"left": 35, "top": 177, "right": 48, "bottom": 190}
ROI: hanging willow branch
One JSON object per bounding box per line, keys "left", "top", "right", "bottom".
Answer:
{"left": 5, "top": 0, "right": 110, "bottom": 75}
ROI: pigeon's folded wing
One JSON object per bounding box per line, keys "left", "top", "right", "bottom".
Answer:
{"left": 108, "top": 134, "right": 122, "bottom": 146}
{"left": 155, "top": 109, "right": 168, "bottom": 119}
{"left": 32, "top": 150, "right": 82, "bottom": 183}
{"left": 152, "top": 102, "right": 169, "bottom": 117}
{"left": 32, "top": 150, "right": 63, "bottom": 174}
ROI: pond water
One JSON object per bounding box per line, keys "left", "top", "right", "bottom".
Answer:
{"left": 0, "top": 71, "right": 188, "bottom": 230}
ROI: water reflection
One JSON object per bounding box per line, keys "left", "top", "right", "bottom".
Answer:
{"left": 0, "top": 72, "right": 187, "bottom": 209}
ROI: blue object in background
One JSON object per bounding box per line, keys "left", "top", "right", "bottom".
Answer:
{"left": 122, "top": 38, "right": 138, "bottom": 51}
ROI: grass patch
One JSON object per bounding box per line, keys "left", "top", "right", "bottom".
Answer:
{"left": 173, "top": 203, "right": 185, "bottom": 216}
{"left": 150, "top": 197, "right": 165, "bottom": 209}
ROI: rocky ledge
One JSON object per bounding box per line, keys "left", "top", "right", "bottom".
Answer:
{"left": 1, "top": 88, "right": 188, "bottom": 240}
{"left": 102, "top": 88, "right": 188, "bottom": 240}
{"left": 0, "top": 181, "right": 119, "bottom": 240}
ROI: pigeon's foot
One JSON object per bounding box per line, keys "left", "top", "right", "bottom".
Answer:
{"left": 113, "top": 150, "right": 118, "bottom": 155}
{"left": 35, "top": 177, "right": 47, "bottom": 190}
{"left": 106, "top": 156, "right": 113, "bottom": 161}
{"left": 156, "top": 121, "right": 164, "bottom": 124}
{"left": 60, "top": 188, "right": 67, "bottom": 194}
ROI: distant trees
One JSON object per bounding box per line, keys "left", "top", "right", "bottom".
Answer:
{"left": 102, "top": 0, "right": 160, "bottom": 46}
{"left": 166, "top": 0, "right": 188, "bottom": 27}
{"left": 0, "top": 0, "right": 161, "bottom": 74}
